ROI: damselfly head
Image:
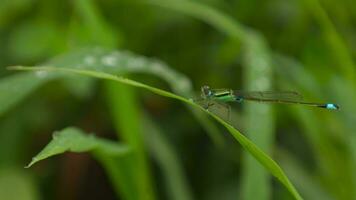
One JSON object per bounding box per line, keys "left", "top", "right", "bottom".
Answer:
{"left": 201, "top": 85, "right": 213, "bottom": 98}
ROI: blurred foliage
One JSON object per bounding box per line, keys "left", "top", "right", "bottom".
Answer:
{"left": 0, "top": 0, "right": 355, "bottom": 200}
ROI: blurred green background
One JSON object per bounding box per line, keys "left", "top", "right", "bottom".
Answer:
{"left": 0, "top": 0, "right": 355, "bottom": 200}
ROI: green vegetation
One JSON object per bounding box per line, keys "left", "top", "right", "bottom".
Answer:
{"left": 0, "top": 1, "right": 355, "bottom": 200}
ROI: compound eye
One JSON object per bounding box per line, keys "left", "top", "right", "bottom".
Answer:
{"left": 201, "top": 85, "right": 209, "bottom": 95}
{"left": 201, "top": 85, "right": 213, "bottom": 98}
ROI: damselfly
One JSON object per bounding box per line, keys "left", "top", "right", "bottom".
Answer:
{"left": 198, "top": 85, "right": 339, "bottom": 111}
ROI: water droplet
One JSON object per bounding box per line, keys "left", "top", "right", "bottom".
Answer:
{"left": 150, "top": 63, "right": 166, "bottom": 74}
{"left": 101, "top": 55, "right": 117, "bottom": 66}
{"left": 84, "top": 56, "right": 95, "bottom": 65}
{"left": 35, "top": 70, "right": 48, "bottom": 78}
{"left": 128, "top": 57, "right": 146, "bottom": 69}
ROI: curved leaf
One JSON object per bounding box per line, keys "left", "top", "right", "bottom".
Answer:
{"left": 0, "top": 48, "right": 223, "bottom": 146}
{"left": 11, "top": 66, "right": 303, "bottom": 200}
{"left": 26, "top": 127, "right": 130, "bottom": 168}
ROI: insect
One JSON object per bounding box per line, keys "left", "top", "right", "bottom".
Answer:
{"left": 197, "top": 85, "right": 339, "bottom": 118}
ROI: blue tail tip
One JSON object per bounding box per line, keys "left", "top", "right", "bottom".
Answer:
{"left": 325, "top": 103, "right": 339, "bottom": 110}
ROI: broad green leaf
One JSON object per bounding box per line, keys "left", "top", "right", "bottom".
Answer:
{"left": 25, "top": 126, "right": 134, "bottom": 199}
{"left": 11, "top": 66, "right": 303, "bottom": 200}
{"left": 26, "top": 127, "right": 130, "bottom": 168}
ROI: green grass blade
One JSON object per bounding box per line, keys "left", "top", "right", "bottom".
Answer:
{"left": 72, "top": 0, "right": 119, "bottom": 48}
{"left": 141, "top": 3, "right": 277, "bottom": 199}
{"left": 26, "top": 127, "right": 130, "bottom": 168}
{"left": 301, "top": 0, "right": 355, "bottom": 83}
{"left": 0, "top": 48, "right": 222, "bottom": 146}
{"left": 10, "top": 66, "right": 303, "bottom": 200}
{"left": 146, "top": 0, "right": 247, "bottom": 40}
{"left": 72, "top": 1, "right": 156, "bottom": 198}
{"left": 240, "top": 32, "right": 274, "bottom": 200}
{"left": 48, "top": 48, "right": 224, "bottom": 146}
{"left": 0, "top": 48, "right": 219, "bottom": 198}
{"left": 274, "top": 54, "right": 356, "bottom": 199}
{"left": 276, "top": 150, "right": 335, "bottom": 200}
{"left": 24, "top": 126, "right": 137, "bottom": 199}
{"left": 105, "top": 81, "right": 156, "bottom": 200}
{"left": 50, "top": 48, "right": 223, "bottom": 146}
{"left": 142, "top": 114, "right": 193, "bottom": 200}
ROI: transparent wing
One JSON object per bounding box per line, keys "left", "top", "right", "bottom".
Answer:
{"left": 234, "top": 91, "right": 303, "bottom": 102}
{"left": 208, "top": 102, "right": 231, "bottom": 121}
{"left": 194, "top": 98, "right": 231, "bottom": 122}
